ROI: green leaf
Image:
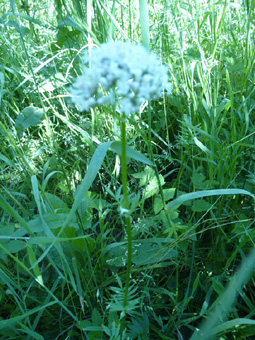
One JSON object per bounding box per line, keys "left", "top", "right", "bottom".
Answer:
{"left": 191, "top": 199, "right": 212, "bottom": 212}
{"left": 65, "top": 142, "right": 114, "bottom": 227}
{"left": 110, "top": 141, "right": 154, "bottom": 166}
{"left": 0, "top": 153, "right": 15, "bottom": 167}
{"left": 105, "top": 239, "right": 178, "bottom": 267}
{"left": 43, "top": 192, "right": 69, "bottom": 213}
{"left": 0, "top": 302, "right": 57, "bottom": 330}
{"left": 154, "top": 197, "right": 163, "bottom": 214}
{"left": 15, "top": 106, "right": 44, "bottom": 135}
{"left": 144, "top": 175, "right": 164, "bottom": 199}
{"left": 0, "top": 195, "right": 35, "bottom": 235}
{"left": 166, "top": 189, "right": 255, "bottom": 211}
{"left": 192, "top": 272, "right": 200, "bottom": 295}
{"left": 132, "top": 166, "right": 164, "bottom": 199}
{"left": 34, "top": 142, "right": 115, "bottom": 265}
{"left": 154, "top": 188, "right": 176, "bottom": 214}
{"left": 212, "top": 318, "right": 255, "bottom": 335}
{"left": 211, "top": 277, "right": 225, "bottom": 296}
{"left": 132, "top": 242, "right": 178, "bottom": 265}
{"left": 163, "top": 188, "right": 176, "bottom": 201}
{"left": 27, "top": 235, "right": 91, "bottom": 245}
{"left": 4, "top": 240, "right": 26, "bottom": 253}
{"left": 80, "top": 326, "right": 103, "bottom": 332}
{"left": 191, "top": 173, "right": 206, "bottom": 189}
{"left": 27, "top": 245, "right": 43, "bottom": 285}
{"left": 92, "top": 309, "right": 102, "bottom": 326}
{"left": 0, "top": 71, "right": 4, "bottom": 107}
{"left": 193, "top": 137, "right": 213, "bottom": 155}
{"left": 17, "top": 13, "right": 53, "bottom": 30}
{"left": 16, "top": 329, "right": 44, "bottom": 340}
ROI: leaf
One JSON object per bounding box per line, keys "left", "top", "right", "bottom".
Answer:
{"left": 42, "top": 172, "right": 62, "bottom": 192}
{"left": 191, "top": 173, "right": 206, "bottom": 189}
{"left": 212, "top": 318, "right": 255, "bottom": 335}
{"left": 194, "top": 137, "right": 213, "bottom": 155}
{"left": 192, "top": 272, "right": 200, "bottom": 295}
{"left": 105, "top": 240, "right": 178, "bottom": 267}
{"left": 79, "top": 326, "right": 102, "bottom": 332}
{"left": 28, "top": 213, "right": 78, "bottom": 237}
{"left": 27, "top": 245, "right": 43, "bottom": 285}
{"left": 163, "top": 188, "right": 176, "bottom": 201}
{"left": 144, "top": 175, "right": 164, "bottom": 199}
{"left": 110, "top": 141, "right": 154, "bottom": 166}
{"left": 212, "top": 277, "right": 225, "bottom": 296}
{"left": 76, "top": 199, "right": 92, "bottom": 230}
{"left": 15, "top": 106, "right": 44, "bottom": 135}
{"left": 92, "top": 309, "right": 102, "bottom": 326}
{"left": 17, "top": 13, "right": 53, "bottom": 30}
{"left": 159, "top": 208, "right": 179, "bottom": 224}
{"left": 0, "top": 302, "right": 57, "bottom": 330}
{"left": 0, "top": 153, "right": 15, "bottom": 167}
{"left": 65, "top": 142, "right": 114, "bottom": 227}
{"left": 34, "top": 141, "right": 115, "bottom": 265}
{"left": 15, "top": 329, "right": 44, "bottom": 340}
{"left": 154, "top": 197, "right": 163, "bottom": 214}
{"left": 28, "top": 213, "right": 64, "bottom": 231}
{"left": 132, "top": 166, "right": 164, "bottom": 199}
{"left": 0, "top": 195, "right": 35, "bottom": 235}
{"left": 132, "top": 242, "right": 178, "bottom": 265}
{"left": 132, "top": 166, "right": 154, "bottom": 184}
{"left": 43, "top": 192, "right": 69, "bottom": 213}
{"left": 0, "top": 71, "right": 4, "bottom": 107}
{"left": 191, "top": 199, "right": 212, "bottom": 212}
{"left": 154, "top": 188, "right": 176, "bottom": 214}
{"left": 27, "top": 235, "right": 91, "bottom": 245}
{"left": 5, "top": 240, "right": 26, "bottom": 253}
{"left": 0, "top": 225, "right": 26, "bottom": 261}
{"left": 166, "top": 189, "right": 255, "bottom": 211}
{"left": 128, "top": 315, "right": 149, "bottom": 338}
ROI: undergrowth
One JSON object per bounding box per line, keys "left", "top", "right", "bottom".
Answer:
{"left": 0, "top": 0, "right": 255, "bottom": 339}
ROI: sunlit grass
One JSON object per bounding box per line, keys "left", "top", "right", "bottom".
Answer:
{"left": 0, "top": 0, "right": 255, "bottom": 339}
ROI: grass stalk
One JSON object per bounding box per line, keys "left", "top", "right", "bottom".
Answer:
{"left": 120, "top": 114, "right": 132, "bottom": 338}
{"left": 139, "top": 0, "right": 150, "bottom": 50}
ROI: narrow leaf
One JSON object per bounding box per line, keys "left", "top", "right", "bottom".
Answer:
{"left": 0, "top": 194, "right": 35, "bottom": 235}
{"left": 166, "top": 189, "right": 255, "bottom": 211}
{"left": 0, "top": 302, "right": 57, "bottom": 330}
{"left": 110, "top": 141, "right": 154, "bottom": 166}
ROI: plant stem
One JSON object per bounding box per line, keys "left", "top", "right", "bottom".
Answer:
{"left": 120, "top": 114, "right": 132, "bottom": 338}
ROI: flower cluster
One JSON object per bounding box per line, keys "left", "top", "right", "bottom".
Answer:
{"left": 70, "top": 41, "right": 171, "bottom": 116}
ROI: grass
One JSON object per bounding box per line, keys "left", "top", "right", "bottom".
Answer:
{"left": 1, "top": 0, "right": 255, "bottom": 339}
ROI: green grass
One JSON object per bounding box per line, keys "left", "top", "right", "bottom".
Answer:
{"left": 1, "top": 0, "right": 255, "bottom": 339}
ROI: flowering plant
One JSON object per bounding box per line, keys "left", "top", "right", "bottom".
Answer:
{"left": 70, "top": 41, "right": 171, "bottom": 334}
{"left": 70, "top": 41, "right": 170, "bottom": 116}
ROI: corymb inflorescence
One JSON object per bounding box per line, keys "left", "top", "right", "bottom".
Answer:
{"left": 70, "top": 41, "right": 171, "bottom": 116}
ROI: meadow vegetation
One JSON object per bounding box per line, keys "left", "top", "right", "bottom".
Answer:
{"left": 0, "top": 0, "right": 255, "bottom": 339}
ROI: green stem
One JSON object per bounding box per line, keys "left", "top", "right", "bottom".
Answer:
{"left": 120, "top": 114, "right": 132, "bottom": 338}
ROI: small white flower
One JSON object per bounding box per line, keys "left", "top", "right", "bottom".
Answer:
{"left": 70, "top": 41, "right": 171, "bottom": 116}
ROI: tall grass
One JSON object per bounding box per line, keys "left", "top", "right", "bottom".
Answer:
{"left": 1, "top": 0, "right": 255, "bottom": 339}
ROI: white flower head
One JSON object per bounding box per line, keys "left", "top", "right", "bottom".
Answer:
{"left": 70, "top": 41, "right": 170, "bottom": 116}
